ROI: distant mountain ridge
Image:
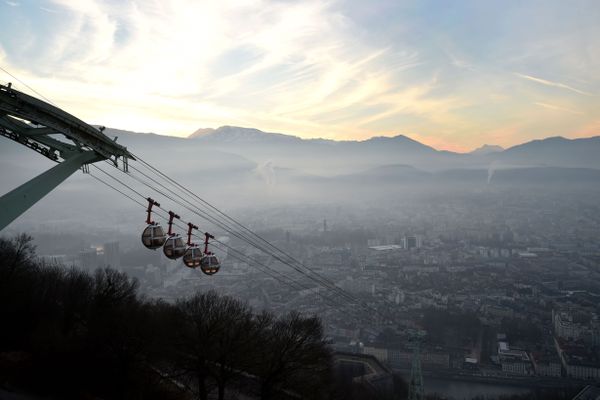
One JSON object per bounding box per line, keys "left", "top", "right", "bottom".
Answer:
{"left": 2, "top": 125, "right": 600, "bottom": 220}
{"left": 494, "top": 136, "right": 600, "bottom": 169}
{"left": 189, "top": 126, "right": 303, "bottom": 143}
{"left": 470, "top": 144, "right": 504, "bottom": 155}
{"left": 189, "top": 125, "right": 436, "bottom": 149}
{"left": 182, "top": 125, "right": 600, "bottom": 172}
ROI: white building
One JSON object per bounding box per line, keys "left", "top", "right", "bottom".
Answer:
{"left": 553, "top": 309, "right": 591, "bottom": 341}
{"left": 498, "top": 342, "right": 534, "bottom": 376}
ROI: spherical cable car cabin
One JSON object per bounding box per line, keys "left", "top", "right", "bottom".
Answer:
{"left": 142, "top": 224, "right": 167, "bottom": 249}
{"left": 141, "top": 198, "right": 167, "bottom": 250}
{"left": 183, "top": 246, "right": 203, "bottom": 268}
{"left": 200, "top": 232, "right": 220, "bottom": 275}
{"left": 163, "top": 211, "right": 187, "bottom": 260}
{"left": 200, "top": 254, "right": 220, "bottom": 275}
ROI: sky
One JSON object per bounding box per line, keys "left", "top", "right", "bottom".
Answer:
{"left": 0, "top": 0, "right": 599, "bottom": 152}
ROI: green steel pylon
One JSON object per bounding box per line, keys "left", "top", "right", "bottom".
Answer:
{"left": 408, "top": 335, "right": 424, "bottom": 400}
{"left": 0, "top": 83, "right": 134, "bottom": 231}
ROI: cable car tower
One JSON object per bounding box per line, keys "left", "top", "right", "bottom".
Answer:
{"left": 407, "top": 328, "right": 426, "bottom": 400}
{"left": 0, "top": 83, "right": 134, "bottom": 231}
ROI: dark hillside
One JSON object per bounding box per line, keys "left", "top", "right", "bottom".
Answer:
{"left": 0, "top": 234, "right": 334, "bottom": 400}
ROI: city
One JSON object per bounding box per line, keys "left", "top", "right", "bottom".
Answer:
{"left": 2, "top": 0, "right": 599, "bottom": 398}
{"left": 27, "top": 185, "right": 600, "bottom": 398}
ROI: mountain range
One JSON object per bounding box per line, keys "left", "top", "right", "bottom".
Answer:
{"left": 97, "top": 125, "right": 600, "bottom": 196}
{"left": 183, "top": 125, "right": 600, "bottom": 173}
{"left": 1, "top": 125, "right": 600, "bottom": 223}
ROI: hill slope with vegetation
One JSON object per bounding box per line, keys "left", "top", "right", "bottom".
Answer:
{"left": 0, "top": 234, "right": 332, "bottom": 400}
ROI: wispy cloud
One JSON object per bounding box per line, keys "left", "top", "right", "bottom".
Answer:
{"left": 1, "top": 0, "right": 429, "bottom": 140}
{"left": 0, "top": 0, "right": 598, "bottom": 150}
{"left": 515, "top": 73, "right": 593, "bottom": 96}
{"left": 40, "top": 6, "right": 59, "bottom": 13}
{"left": 534, "top": 102, "right": 583, "bottom": 115}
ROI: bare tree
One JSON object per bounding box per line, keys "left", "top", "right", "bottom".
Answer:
{"left": 209, "top": 295, "right": 255, "bottom": 400}
{"left": 251, "top": 311, "right": 332, "bottom": 400}
{"left": 92, "top": 267, "right": 139, "bottom": 309}
{"left": 0, "top": 233, "right": 36, "bottom": 283}
{"left": 174, "top": 290, "right": 226, "bottom": 400}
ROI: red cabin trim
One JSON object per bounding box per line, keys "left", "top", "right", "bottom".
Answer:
{"left": 187, "top": 222, "right": 198, "bottom": 246}
{"left": 203, "top": 232, "right": 215, "bottom": 254}
{"left": 145, "top": 197, "right": 160, "bottom": 225}
{"left": 167, "top": 211, "right": 180, "bottom": 236}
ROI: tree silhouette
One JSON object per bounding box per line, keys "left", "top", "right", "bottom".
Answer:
{"left": 0, "top": 235, "right": 336, "bottom": 400}
{"left": 208, "top": 296, "right": 255, "bottom": 400}
{"left": 174, "top": 290, "right": 227, "bottom": 400}
{"left": 252, "top": 311, "right": 332, "bottom": 400}
{"left": 0, "top": 233, "right": 36, "bottom": 278}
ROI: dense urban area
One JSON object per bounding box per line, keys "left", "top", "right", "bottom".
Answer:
{"left": 17, "top": 185, "right": 599, "bottom": 399}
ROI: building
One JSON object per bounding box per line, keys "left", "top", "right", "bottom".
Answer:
{"left": 78, "top": 248, "right": 98, "bottom": 271}
{"left": 498, "top": 342, "right": 534, "bottom": 376}
{"left": 531, "top": 351, "right": 562, "bottom": 377}
{"left": 554, "top": 310, "right": 585, "bottom": 340}
{"left": 403, "top": 235, "right": 422, "bottom": 250}
{"left": 362, "top": 345, "right": 388, "bottom": 363}
{"left": 553, "top": 309, "right": 600, "bottom": 344}
{"left": 103, "top": 241, "right": 121, "bottom": 270}
{"left": 38, "top": 254, "right": 70, "bottom": 266}
{"left": 366, "top": 245, "right": 404, "bottom": 266}
{"left": 555, "top": 338, "right": 600, "bottom": 380}
{"left": 388, "top": 348, "right": 411, "bottom": 367}
{"left": 387, "top": 348, "right": 450, "bottom": 370}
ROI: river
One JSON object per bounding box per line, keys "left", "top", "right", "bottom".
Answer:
{"left": 424, "top": 377, "right": 533, "bottom": 400}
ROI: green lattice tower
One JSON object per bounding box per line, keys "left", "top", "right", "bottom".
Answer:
{"left": 408, "top": 335, "right": 424, "bottom": 400}
{"left": 0, "top": 83, "right": 133, "bottom": 231}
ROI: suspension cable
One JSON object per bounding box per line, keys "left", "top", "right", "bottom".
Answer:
{"left": 119, "top": 159, "right": 375, "bottom": 312}
{"left": 111, "top": 161, "right": 366, "bottom": 309}
{"left": 88, "top": 168, "right": 369, "bottom": 324}
{"left": 0, "top": 65, "right": 386, "bottom": 324}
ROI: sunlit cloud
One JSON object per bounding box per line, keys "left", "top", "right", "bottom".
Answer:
{"left": 39, "top": 7, "right": 59, "bottom": 13}
{"left": 534, "top": 102, "right": 583, "bottom": 116}
{"left": 515, "top": 73, "right": 594, "bottom": 96}
{"left": 0, "top": 0, "right": 598, "bottom": 150}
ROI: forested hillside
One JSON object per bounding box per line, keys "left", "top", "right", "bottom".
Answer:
{"left": 0, "top": 234, "right": 332, "bottom": 400}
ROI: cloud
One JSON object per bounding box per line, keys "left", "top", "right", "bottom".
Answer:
{"left": 40, "top": 6, "right": 60, "bottom": 13}
{"left": 4, "top": 0, "right": 430, "bottom": 140}
{"left": 515, "top": 73, "right": 593, "bottom": 96}
{"left": 1, "top": 0, "right": 599, "bottom": 150}
{"left": 5, "top": 1, "right": 19, "bottom": 6}
{"left": 534, "top": 102, "right": 583, "bottom": 116}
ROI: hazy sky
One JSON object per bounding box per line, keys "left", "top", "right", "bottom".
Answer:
{"left": 1, "top": 0, "right": 598, "bottom": 151}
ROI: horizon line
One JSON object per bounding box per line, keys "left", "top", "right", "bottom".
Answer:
{"left": 104, "top": 124, "right": 600, "bottom": 155}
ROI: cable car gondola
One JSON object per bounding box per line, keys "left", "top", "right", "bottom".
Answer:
{"left": 183, "top": 222, "right": 202, "bottom": 268}
{"left": 163, "top": 211, "right": 187, "bottom": 259}
{"left": 141, "top": 198, "right": 167, "bottom": 250}
{"left": 200, "top": 232, "right": 220, "bottom": 275}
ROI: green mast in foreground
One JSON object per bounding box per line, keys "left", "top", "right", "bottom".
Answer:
{"left": 0, "top": 83, "right": 134, "bottom": 231}
{"left": 408, "top": 330, "right": 425, "bottom": 400}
